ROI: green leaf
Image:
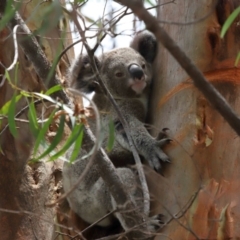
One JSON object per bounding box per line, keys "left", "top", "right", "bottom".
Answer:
{"left": 33, "top": 110, "right": 56, "bottom": 157}
{"left": 14, "top": 63, "right": 19, "bottom": 84}
{"left": 84, "top": 15, "right": 96, "bottom": 24}
{"left": 33, "top": 92, "right": 73, "bottom": 115}
{"left": 0, "top": 94, "right": 22, "bottom": 115}
{"left": 20, "top": 91, "right": 33, "bottom": 98}
{"left": 74, "top": 0, "right": 88, "bottom": 4}
{"left": 69, "top": 125, "right": 84, "bottom": 163}
{"left": 34, "top": 115, "right": 66, "bottom": 161}
{"left": 106, "top": 119, "right": 115, "bottom": 152}
{"left": 33, "top": 92, "right": 78, "bottom": 131}
{"left": 221, "top": 6, "right": 240, "bottom": 38}
{"left": 48, "top": 123, "right": 83, "bottom": 161}
{"left": 235, "top": 52, "right": 240, "bottom": 66}
{"left": 45, "top": 85, "right": 62, "bottom": 96}
{"left": 0, "top": 0, "right": 19, "bottom": 31}
{"left": 145, "top": 0, "right": 155, "bottom": 7}
{"left": 28, "top": 100, "right": 40, "bottom": 138}
{"left": 36, "top": 1, "right": 63, "bottom": 36}
{"left": 8, "top": 93, "right": 22, "bottom": 137}
{"left": 0, "top": 93, "right": 21, "bottom": 129}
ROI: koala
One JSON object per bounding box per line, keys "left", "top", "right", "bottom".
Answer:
{"left": 62, "top": 31, "right": 170, "bottom": 233}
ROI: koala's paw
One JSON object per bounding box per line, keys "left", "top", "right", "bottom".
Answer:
{"left": 147, "top": 139, "right": 171, "bottom": 172}
{"left": 71, "top": 54, "right": 101, "bottom": 93}
{"left": 147, "top": 214, "right": 165, "bottom": 232}
{"left": 77, "top": 79, "right": 99, "bottom": 93}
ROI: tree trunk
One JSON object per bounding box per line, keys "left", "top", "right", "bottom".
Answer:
{"left": 0, "top": 1, "right": 73, "bottom": 239}
{"left": 150, "top": 0, "right": 240, "bottom": 239}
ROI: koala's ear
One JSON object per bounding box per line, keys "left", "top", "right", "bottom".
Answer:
{"left": 130, "top": 31, "right": 157, "bottom": 63}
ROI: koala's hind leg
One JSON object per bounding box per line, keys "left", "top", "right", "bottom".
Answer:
{"left": 111, "top": 168, "right": 163, "bottom": 234}
{"left": 63, "top": 162, "right": 114, "bottom": 227}
{"left": 110, "top": 168, "right": 144, "bottom": 230}
{"left": 63, "top": 164, "right": 142, "bottom": 228}
{"left": 86, "top": 167, "right": 142, "bottom": 228}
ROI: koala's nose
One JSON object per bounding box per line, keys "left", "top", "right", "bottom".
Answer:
{"left": 128, "top": 64, "right": 144, "bottom": 80}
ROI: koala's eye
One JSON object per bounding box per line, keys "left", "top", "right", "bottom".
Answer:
{"left": 115, "top": 72, "right": 124, "bottom": 78}
{"left": 142, "top": 64, "right": 146, "bottom": 69}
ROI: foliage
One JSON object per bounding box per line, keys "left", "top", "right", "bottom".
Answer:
{"left": 220, "top": 6, "right": 240, "bottom": 38}
{"left": 0, "top": 0, "right": 125, "bottom": 164}
{"left": 220, "top": 6, "right": 240, "bottom": 66}
{"left": 0, "top": 82, "right": 85, "bottom": 163}
{"left": 0, "top": 0, "right": 19, "bottom": 31}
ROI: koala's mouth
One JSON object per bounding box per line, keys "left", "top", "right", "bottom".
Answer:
{"left": 130, "top": 79, "right": 147, "bottom": 94}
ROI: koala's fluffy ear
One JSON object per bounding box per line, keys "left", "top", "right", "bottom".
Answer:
{"left": 130, "top": 31, "right": 157, "bottom": 63}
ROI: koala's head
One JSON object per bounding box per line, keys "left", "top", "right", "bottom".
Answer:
{"left": 69, "top": 31, "right": 157, "bottom": 97}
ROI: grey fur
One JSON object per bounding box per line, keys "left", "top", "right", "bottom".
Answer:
{"left": 63, "top": 31, "right": 169, "bottom": 230}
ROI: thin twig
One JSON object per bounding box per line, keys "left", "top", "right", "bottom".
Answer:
{"left": 0, "top": 207, "right": 84, "bottom": 238}
{"left": 0, "top": 115, "right": 49, "bottom": 124}
{"left": 0, "top": 99, "right": 42, "bottom": 136}
{"left": 4, "top": 11, "right": 69, "bottom": 103}
{"left": 157, "top": 0, "right": 218, "bottom": 25}
{"left": 0, "top": 24, "right": 20, "bottom": 87}
{"left": 159, "top": 189, "right": 201, "bottom": 240}
{"left": 81, "top": 209, "right": 117, "bottom": 234}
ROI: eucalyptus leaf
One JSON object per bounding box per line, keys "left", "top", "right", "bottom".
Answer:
{"left": 8, "top": 93, "right": 19, "bottom": 137}
{"left": 235, "top": 52, "right": 240, "bottom": 66}
{"left": 48, "top": 123, "right": 83, "bottom": 161}
{"left": 28, "top": 100, "right": 40, "bottom": 138}
{"left": 69, "top": 124, "right": 84, "bottom": 163}
{"left": 34, "top": 115, "right": 65, "bottom": 161}
{"left": 33, "top": 110, "right": 56, "bottom": 157}
{"left": 220, "top": 6, "right": 240, "bottom": 38}
{"left": 45, "top": 85, "right": 62, "bottom": 96}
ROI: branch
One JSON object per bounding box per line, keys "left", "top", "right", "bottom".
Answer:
{"left": 115, "top": 0, "right": 240, "bottom": 136}
{"left": 3, "top": 12, "right": 69, "bottom": 103}
{"left": 69, "top": 7, "right": 152, "bottom": 237}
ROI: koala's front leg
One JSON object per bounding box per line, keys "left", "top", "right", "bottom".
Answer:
{"left": 114, "top": 115, "right": 170, "bottom": 172}
{"left": 69, "top": 54, "right": 101, "bottom": 93}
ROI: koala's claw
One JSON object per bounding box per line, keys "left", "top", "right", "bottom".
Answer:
{"left": 147, "top": 214, "right": 165, "bottom": 231}
{"left": 157, "top": 138, "right": 172, "bottom": 147}
{"left": 157, "top": 128, "right": 170, "bottom": 140}
{"left": 147, "top": 139, "right": 171, "bottom": 171}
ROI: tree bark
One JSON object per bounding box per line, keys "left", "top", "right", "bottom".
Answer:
{"left": 149, "top": 0, "right": 240, "bottom": 239}
{"left": 0, "top": 1, "right": 73, "bottom": 239}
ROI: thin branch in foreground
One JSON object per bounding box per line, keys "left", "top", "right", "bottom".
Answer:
{"left": 70, "top": 5, "right": 150, "bottom": 216}
{"left": 64, "top": 6, "right": 153, "bottom": 238}
{"left": 0, "top": 24, "right": 19, "bottom": 87}
{"left": 157, "top": 0, "right": 218, "bottom": 26}
{"left": 3, "top": 11, "right": 69, "bottom": 103}
{"left": 0, "top": 207, "right": 85, "bottom": 239}
{"left": 115, "top": 0, "right": 240, "bottom": 136}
